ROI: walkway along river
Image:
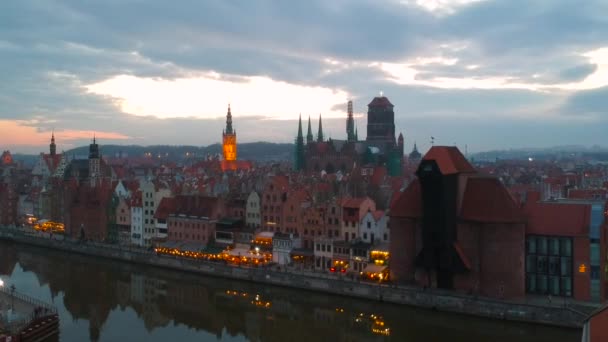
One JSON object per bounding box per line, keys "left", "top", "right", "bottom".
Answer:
{"left": 0, "top": 240, "right": 582, "bottom": 342}
{"left": 0, "top": 229, "right": 591, "bottom": 336}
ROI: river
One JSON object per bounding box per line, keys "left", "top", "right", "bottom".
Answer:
{"left": 0, "top": 241, "right": 580, "bottom": 342}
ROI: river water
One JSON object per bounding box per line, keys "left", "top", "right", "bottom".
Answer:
{"left": 0, "top": 241, "right": 580, "bottom": 342}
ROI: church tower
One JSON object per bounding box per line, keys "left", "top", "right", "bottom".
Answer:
{"left": 222, "top": 104, "right": 237, "bottom": 161}
{"left": 50, "top": 131, "right": 56, "bottom": 156}
{"left": 346, "top": 100, "right": 356, "bottom": 142}
{"left": 89, "top": 135, "right": 100, "bottom": 186}
{"left": 366, "top": 95, "right": 396, "bottom": 152}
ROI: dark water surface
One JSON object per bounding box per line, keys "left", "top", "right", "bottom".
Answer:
{"left": 0, "top": 241, "right": 580, "bottom": 342}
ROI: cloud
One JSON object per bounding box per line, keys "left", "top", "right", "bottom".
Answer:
{"left": 85, "top": 74, "right": 350, "bottom": 120}
{"left": 0, "top": 0, "right": 608, "bottom": 154}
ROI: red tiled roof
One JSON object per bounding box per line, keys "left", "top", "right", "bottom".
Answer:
{"left": 341, "top": 197, "right": 369, "bottom": 208}
{"left": 368, "top": 96, "right": 393, "bottom": 107}
{"left": 372, "top": 210, "right": 384, "bottom": 221}
{"left": 173, "top": 195, "right": 224, "bottom": 218}
{"left": 154, "top": 197, "right": 176, "bottom": 220}
{"left": 525, "top": 201, "right": 590, "bottom": 236}
{"left": 422, "top": 146, "right": 476, "bottom": 175}
{"left": 390, "top": 179, "right": 422, "bottom": 218}
{"left": 459, "top": 176, "right": 525, "bottom": 223}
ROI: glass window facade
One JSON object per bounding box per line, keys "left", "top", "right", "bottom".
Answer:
{"left": 526, "top": 235, "right": 572, "bottom": 297}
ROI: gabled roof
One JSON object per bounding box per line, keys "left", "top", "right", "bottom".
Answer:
{"left": 422, "top": 146, "right": 476, "bottom": 175}
{"left": 341, "top": 197, "right": 370, "bottom": 208}
{"left": 459, "top": 176, "right": 526, "bottom": 223}
{"left": 390, "top": 179, "right": 422, "bottom": 218}
{"left": 154, "top": 197, "right": 176, "bottom": 220}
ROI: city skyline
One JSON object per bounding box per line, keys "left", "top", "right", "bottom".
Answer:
{"left": 1, "top": 0, "right": 608, "bottom": 154}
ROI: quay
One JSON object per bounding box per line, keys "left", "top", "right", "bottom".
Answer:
{"left": 0, "top": 285, "right": 58, "bottom": 342}
{"left": 0, "top": 228, "right": 593, "bottom": 330}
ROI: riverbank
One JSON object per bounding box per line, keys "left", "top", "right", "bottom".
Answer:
{"left": 0, "top": 229, "right": 590, "bottom": 329}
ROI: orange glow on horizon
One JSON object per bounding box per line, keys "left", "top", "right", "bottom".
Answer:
{"left": 0, "top": 120, "right": 130, "bottom": 150}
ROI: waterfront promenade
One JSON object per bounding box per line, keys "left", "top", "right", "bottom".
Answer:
{"left": 0, "top": 285, "right": 58, "bottom": 342}
{"left": 0, "top": 227, "right": 594, "bottom": 329}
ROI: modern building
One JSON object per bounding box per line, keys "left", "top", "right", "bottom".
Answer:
{"left": 524, "top": 194, "right": 608, "bottom": 302}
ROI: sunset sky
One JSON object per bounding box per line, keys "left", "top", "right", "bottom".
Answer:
{"left": 1, "top": 0, "right": 607, "bottom": 154}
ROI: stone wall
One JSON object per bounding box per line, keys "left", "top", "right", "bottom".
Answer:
{"left": 0, "top": 228, "right": 589, "bottom": 328}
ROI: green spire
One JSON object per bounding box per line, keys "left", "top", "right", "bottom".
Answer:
{"left": 225, "top": 104, "right": 233, "bottom": 134}
{"left": 317, "top": 113, "right": 324, "bottom": 142}
{"left": 306, "top": 115, "right": 313, "bottom": 144}
{"left": 297, "top": 113, "right": 303, "bottom": 139}
{"left": 294, "top": 114, "right": 306, "bottom": 171}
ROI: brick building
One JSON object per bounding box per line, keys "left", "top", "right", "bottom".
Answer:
{"left": 166, "top": 195, "right": 225, "bottom": 245}
{"left": 390, "top": 146, "right": 526, "bottom": 300}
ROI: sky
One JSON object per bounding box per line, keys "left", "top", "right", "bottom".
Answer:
{"left": 1, "top": 0, "right": 607, "bottom": 154}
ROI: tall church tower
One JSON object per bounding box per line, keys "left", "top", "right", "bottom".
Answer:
{"left": 222, "top": 104, "right": 237, "bottom": 161}
{"left": 366, "top": 95, "right": 396, "bottom": 152}
{"left": 89, "top": 135, "right": 100, "bottom": 186}
{"left": 50, "top": 131, "right": 57, "bottom": 156}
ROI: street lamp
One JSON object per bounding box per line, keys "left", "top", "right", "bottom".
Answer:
{"left": 10, "top": 284, "right": 15, "bottom": 310}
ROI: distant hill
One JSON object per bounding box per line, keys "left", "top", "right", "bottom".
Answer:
{"left": 64, "top": 142, "right": 294, "bottom": 162}
{"left": 471, "top": 145, "right": 608, "bottom": 161}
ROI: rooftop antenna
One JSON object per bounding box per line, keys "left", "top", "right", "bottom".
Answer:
{"left": 431, "top": 136, "right": 435, "bottom": 146}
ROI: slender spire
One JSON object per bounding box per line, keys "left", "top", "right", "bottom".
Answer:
{"left": 306, "top": 115, "right": 313, "bottom": 144}
{"left": 355, "top": 125, "right": 358, "bottom": 141}
{"left": 346, "top": 100, "right": 355, "bottom": 142}
{"left": 294, "top": 114, "right": 305, "bottom": 171}
{"left": 317, "top": 113, "right": 324, "bottom": 142}
{"left": 89, "top": 133, "right": 99, "bottom": 159}
{"left": 50, "top": 130, "right": 56, "bottom": 156}
{"left": 297, "top": 113, "right": 303, "bottom": 139}
{"left": 225, "top": 104, "right": 233, "bottom": 135}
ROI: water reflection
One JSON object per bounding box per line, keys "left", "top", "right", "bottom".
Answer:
{"left": 0, "top": 241, "right": 580, "bottom": 342}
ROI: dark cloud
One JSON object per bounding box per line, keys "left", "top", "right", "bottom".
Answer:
{"left": 560, "top": 86, "right": 608, "bottom": 117}
{"left": 0, "top": 0, "right": 607, "bottom": 153}
{"left": 558, "top": 63, "right": 598, "bottom": 81}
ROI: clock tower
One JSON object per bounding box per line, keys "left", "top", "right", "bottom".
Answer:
{"left": 222, "top": 104, "right": 237, "bottom": 162}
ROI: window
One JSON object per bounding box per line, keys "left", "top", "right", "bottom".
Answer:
{"left": 526, "top": 235, "right": 572, "bottom": 297}
{"left": 367, "top": 222, "right": 371, "bottom": 229}
{"left": 363, "top": 233, "right": 367, "bottom": 240}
